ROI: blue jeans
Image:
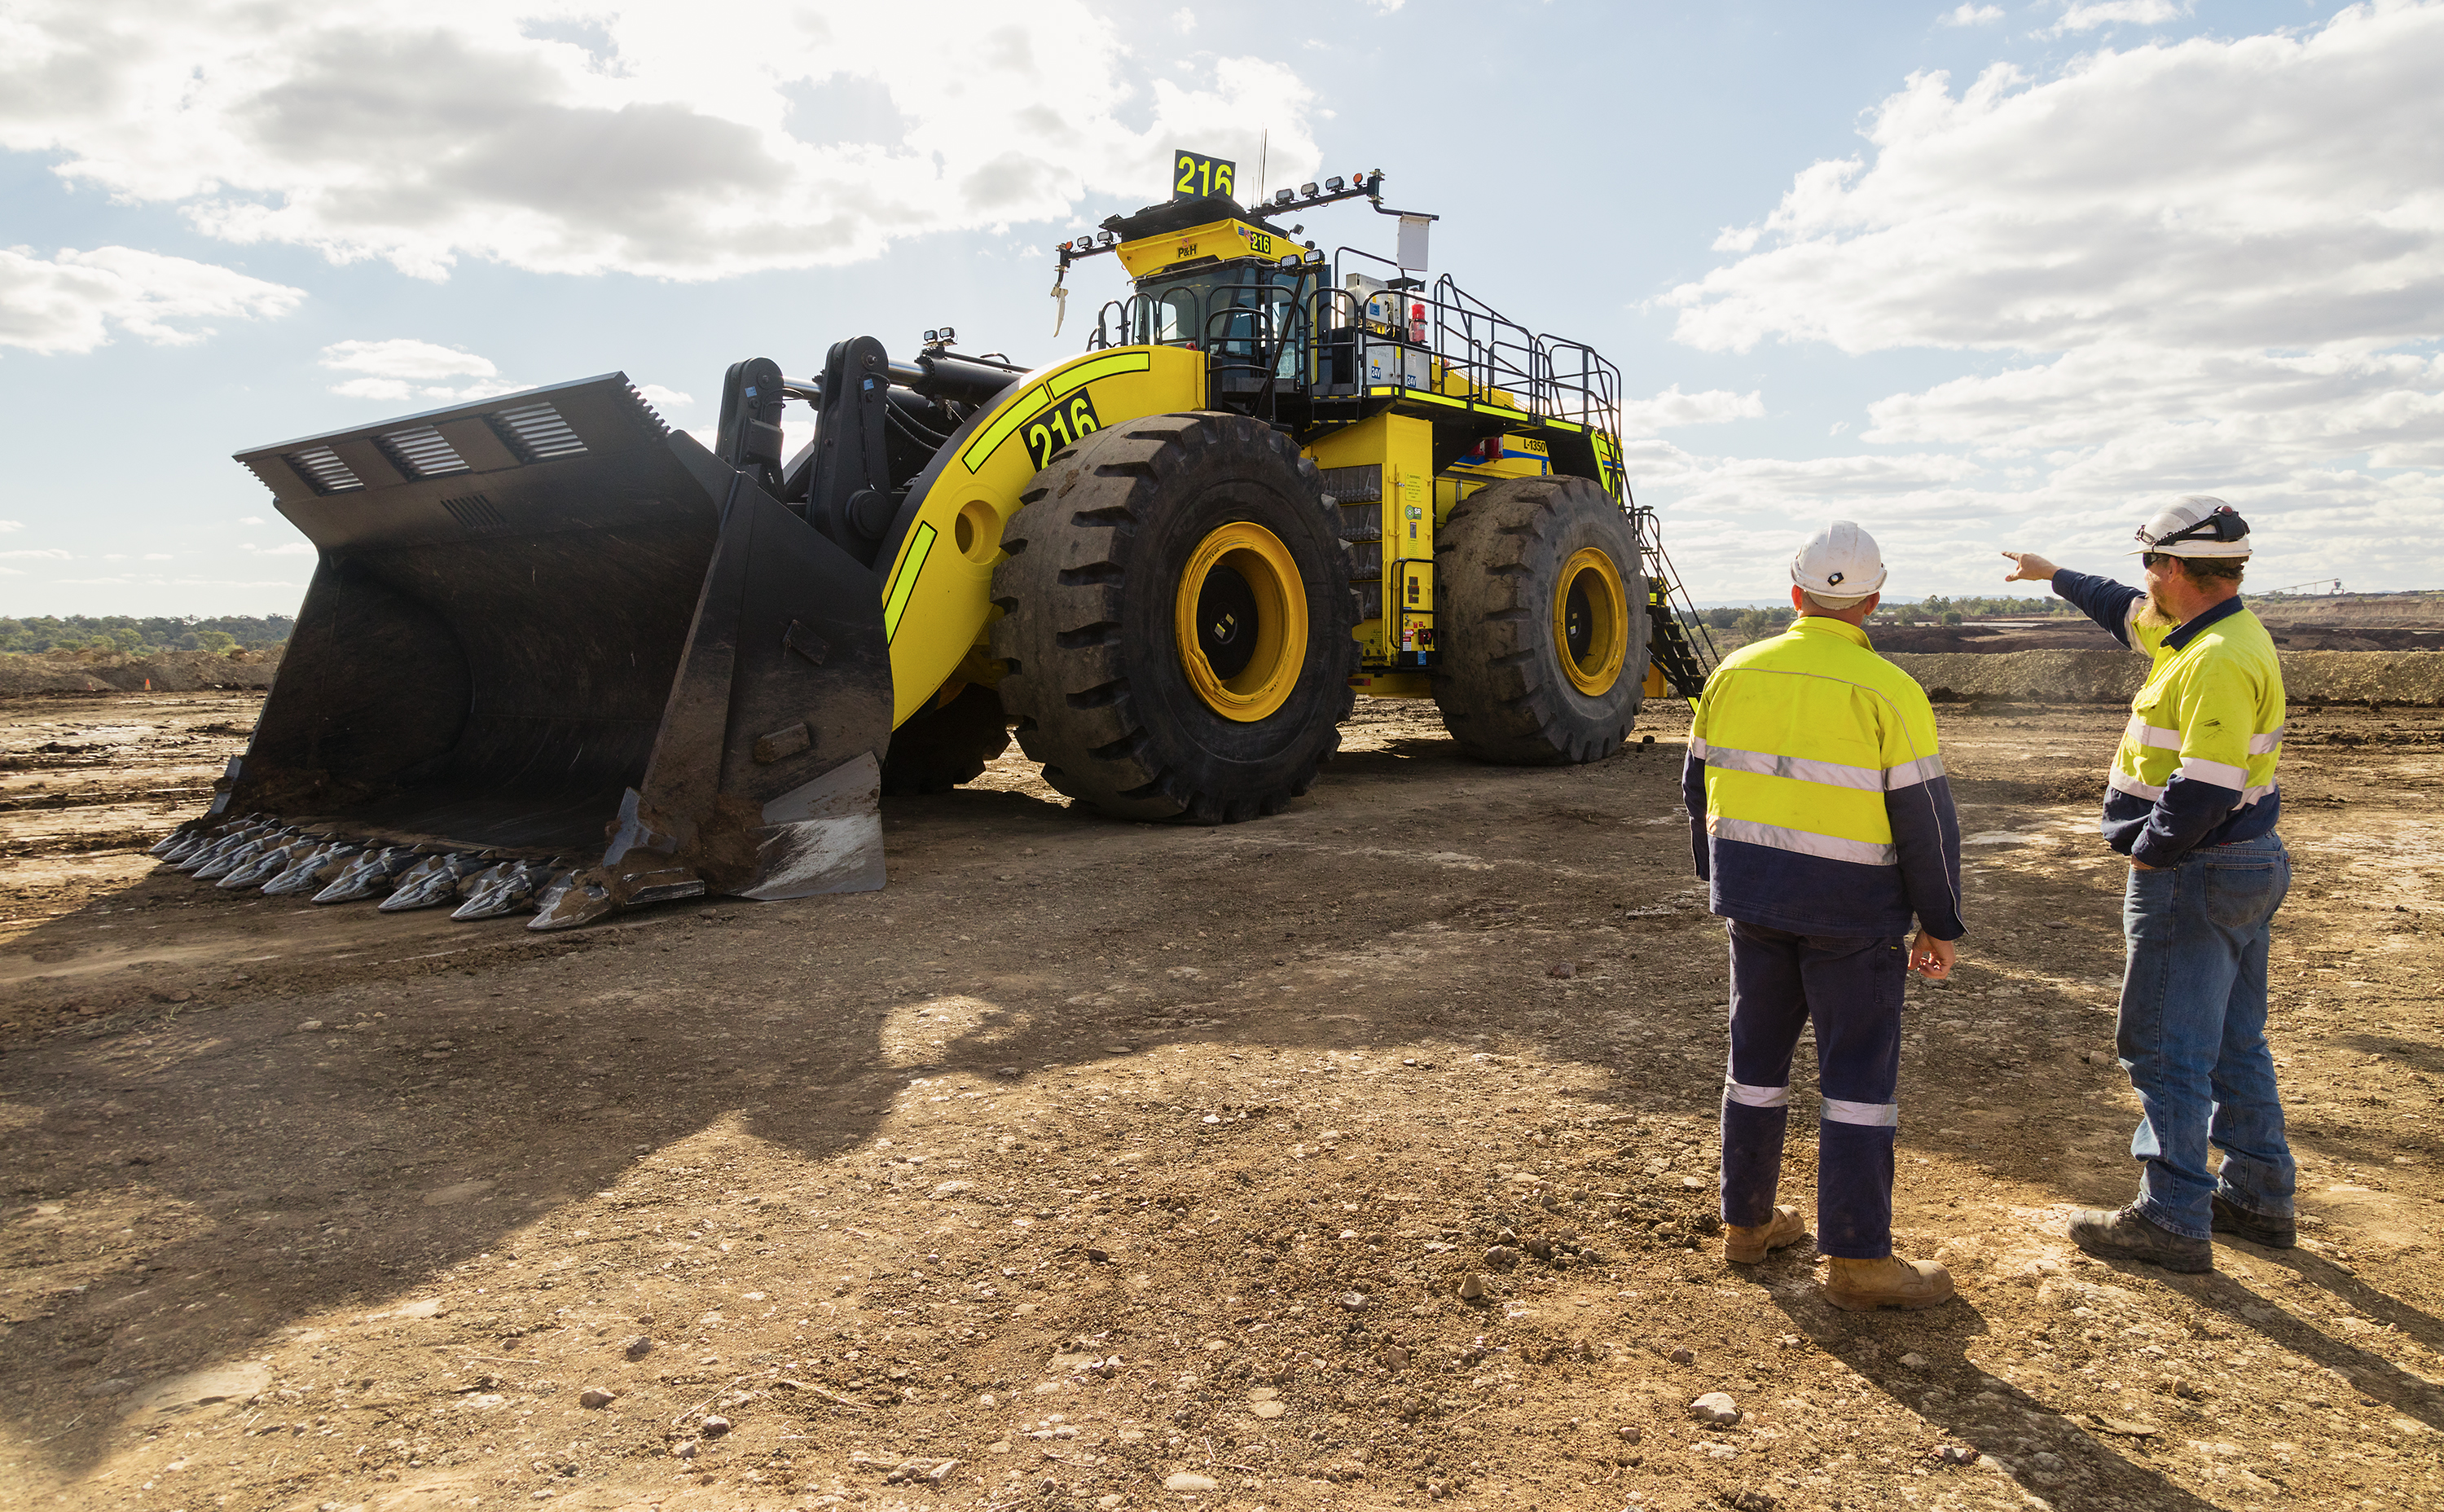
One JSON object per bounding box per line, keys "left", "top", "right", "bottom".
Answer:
{"left": 1721, "top": 921, "right": 1907, "bottom": 1259}
{"left": 2118, "top": 833, "right": 2295, "bottom": 1240}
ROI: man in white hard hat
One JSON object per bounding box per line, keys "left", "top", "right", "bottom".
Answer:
{"left": 2002, "top": 498, "right": 2292, "bottom": 1272}
{"left": 1685, "top": 521, "right": 1964, "bottom": 1311}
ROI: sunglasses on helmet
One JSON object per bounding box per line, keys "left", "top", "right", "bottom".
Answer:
{"left": 2135, "top": 504, "right": 2248, "bottom": 551}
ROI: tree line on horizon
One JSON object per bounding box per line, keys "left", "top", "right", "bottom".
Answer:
{"left": 0, "top": 614, "right": 296, "bottom": 657}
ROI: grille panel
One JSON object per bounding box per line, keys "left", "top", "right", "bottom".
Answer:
{"left": 287, "top": 446, "right": 365, "bottom": 494}
{"left": 377, "top": 424, "right": 472, "bottom": 479}
{"left": 439, "top": 492, "right": 510, "bottom": 531}
{"left": 490, "top": 401, "right": 587, "bottom": 462}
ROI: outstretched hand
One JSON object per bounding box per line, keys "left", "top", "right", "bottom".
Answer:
{"left": 2001, "top": 551, "right": 2058, "bottom": 583}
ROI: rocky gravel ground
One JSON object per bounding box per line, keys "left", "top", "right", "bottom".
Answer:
{"left": 1, "top": 692, "right": 2439, "bottom": 1512}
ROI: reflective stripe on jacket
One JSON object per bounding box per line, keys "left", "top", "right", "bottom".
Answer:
{"left": 2051, "top": 572, "right": 2285, "bottom": 864}
{"left": 1681, "top": 618, "right": 1966, "bottom": 941}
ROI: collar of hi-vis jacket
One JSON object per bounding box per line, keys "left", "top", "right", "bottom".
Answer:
{"left": 1784, "top": 615, "right": 1873, "bottom": 649}
{"left": 2160, "top": 593, "right": 2245, "bottom": 653}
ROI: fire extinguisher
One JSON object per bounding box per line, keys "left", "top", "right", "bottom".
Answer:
{"left": 1409, "top": 302, "right": 1426, "bottom": 345}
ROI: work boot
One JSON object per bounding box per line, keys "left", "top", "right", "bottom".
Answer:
{"left": 2068, "top": 1206, "right": 2211, "bottom": 1272}
{"left": 2211, "top": 1193, "right": 2297, "bottom": 1250}
{"left": 1724, "top": 1205, "right": 1808, "bottom": 1265}
{"left": 1821, "top": 1255, "right": 1954, "bottom": 1312}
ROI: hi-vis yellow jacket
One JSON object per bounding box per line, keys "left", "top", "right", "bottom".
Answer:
{"left": 1681, "top": 618, "right": 1965, "bottom": 941}
{"left": 2052, "top": 572, "right": 2284, "bottom": 864}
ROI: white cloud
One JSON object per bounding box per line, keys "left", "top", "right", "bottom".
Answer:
{"left": 0, "top": 520, "right": 21, "bottom": 532}
{"left": 0, "top": 1, "right": 1325, "bottom": 282}
{"left": 321, "top": 337, "right": 497, "bottom": 380}
{"left": 0, "top": 547, "right": 73, "bottom": 559}
{"left": 0, "top": 244, "right": 304, "bottom": 354}
{"left": 143, "top": 552, "right": 171, "bottom": 559}
{"left": 237, "top": 516, "right": 265, "bottom": 525}
{"left": 1941, "top": 5, "right": 2005, "bottom": 25}
{"left": 320, "top": 334, "right": 525, "bottom": 398}
{"left": 240, "top": 542, "right": 315, "bottom": 556}
{"left": 2055, "top": 1, "right": 2187, "bottom": 33}
{"left": 1171, "top": 7, "right": 1196, "bottom": 31}
{"left": 1617, "top": 385, "right": 1766, "bottom": 436}
{"left": 638, "top": 384, "right": 695, "bottom": 411}
{"left": 1651, "top": 4, "right": 2444, "bottom": 591}
{"left": 319, "top": 337, "right": 521, "bottom": 402}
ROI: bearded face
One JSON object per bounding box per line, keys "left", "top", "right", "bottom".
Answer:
{"left": 2134, "top": 588, "right": 2182, "bottom": 629}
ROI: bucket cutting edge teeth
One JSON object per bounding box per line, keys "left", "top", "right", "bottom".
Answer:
{"left": 313, "top": 845, "right": 424, "bottom": 904}
{"left": 377, "top": 853, "right": 487, "bottom": 912}
{"left": 220, "top": 836, "right": 325, "bottom": 890}
{"left": 451, "top": 859, "right": 566, "bottom": 921}
{"left": 262, "top": 842, "right": 362, "bottom": 896}
{"left": 194, "top": 832, "right": 288, "bottom": 881}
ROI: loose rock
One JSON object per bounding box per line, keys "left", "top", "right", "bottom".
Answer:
{"left": 1457, "top": 1273, "right": 1487, "bottom": 1300}
{"left": 1690, "top": 1391, "right": 1741, "bottom": 1426}
{"left": 1547, "top": 961, "right": 1576, "bottom": 978}
{"left": 1669, "top": 1347, "right": 1697, "bottom": 1365}
{"left": 1163, "top": 1471, "right": 1220, "bottom": 1491}
{"left": 624, "top": 1336, "right": 654, "bottom": 1360}
{"left": 579, "top": 1387, "right": 618, "bottom": 1409}
{"left": 699, "top": 1414, "right": 731, "bottom": 1438}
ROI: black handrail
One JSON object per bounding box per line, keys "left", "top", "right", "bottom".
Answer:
{"left": 1081, "top": 249, "right": 1626, "bottom": 455}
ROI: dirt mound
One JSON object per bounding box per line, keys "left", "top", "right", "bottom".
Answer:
{"left": 0, "top": 648, "right": 283, "bottom": 696}
{"left": 1873, "top": 623, "right": 2120, "bottom": 654}
{"left": 1891, "top": 648, "right": 2444, "bottom": 704}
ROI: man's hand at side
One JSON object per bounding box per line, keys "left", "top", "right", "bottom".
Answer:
{"left": 2000, "top": 551, "right": 2058, "bottom": 583}
{"left": 1910, "top": 931, "right": 1956, "bottom": 980}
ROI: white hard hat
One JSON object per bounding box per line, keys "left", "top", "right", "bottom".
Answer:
{"left": 2130, "top": 495, "right": 2252, "bottom": 558}
{"left": 1791, "top": 521, "right": 1887, "bottom": 598}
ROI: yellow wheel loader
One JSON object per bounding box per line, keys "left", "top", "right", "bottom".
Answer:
{"left": 156, "top": 153, "right": 1699, "bottom": 930}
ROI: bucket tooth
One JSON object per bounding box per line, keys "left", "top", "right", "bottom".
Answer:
{"left": 262, "top": 842, "right": 363, "bottom": 896}
{"left": 222, "top": 836, "right": 324, "bottom": 890}
{"left": 194, "top": 830, "right": 292, "bottom": 881}
{"left": 313, "top": 845, "right": 422, "bottom": 903}
{"left": 158, "top": 814, "right": 254, "bottom": 863}
{"left": 177, "top": 823, "right": 273, "bottom": 873}
{"left": 530, "top": 868, "right": 616, "bottom": 931}
{"left": 378, "top": 852, "right": 488, "bottom": 912}
{"left": 451, "top": 858, "right": 561, "bottom": 921}
{"left": 151, "top": 818, "right": 219, "bottom": 858}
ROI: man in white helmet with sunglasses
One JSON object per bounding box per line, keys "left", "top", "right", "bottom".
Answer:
{"left": 2003, "top": 498, "right": 2293, "bottom": 1272}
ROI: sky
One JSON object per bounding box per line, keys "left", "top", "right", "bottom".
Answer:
{"left": 2, "top": 0, "right": 2437, "bottom": 615}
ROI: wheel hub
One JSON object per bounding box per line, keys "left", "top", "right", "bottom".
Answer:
{"left": 1175, "top": 521, "right": 1308, "bottom": 723}
{"left": 1553, "top": 546, "right": 1629, "bottom": 696}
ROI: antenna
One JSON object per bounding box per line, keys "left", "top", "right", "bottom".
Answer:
{"left": 1256, "top": 128, "right": 1268, "bottom": 203}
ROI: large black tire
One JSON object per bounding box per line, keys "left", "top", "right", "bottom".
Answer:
{"left": 1432, "top": 475, "right": 1647, "bottom": 764}
{"left": 990, "top": 412, "right": 1357, "bottom": 823}
{"left": 881, "top": 682, "right": 1012, "bottom": 795}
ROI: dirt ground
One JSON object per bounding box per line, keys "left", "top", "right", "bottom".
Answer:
{"left": 2, "top": 688, "right": 2441, "bottom": 1512}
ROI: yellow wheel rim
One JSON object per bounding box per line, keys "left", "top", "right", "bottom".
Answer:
{"left": 1174, "top": 521, "right": 1308, "bottom": 723}
{"left": 1554, "top": 546, "right": 1629, "bottom": 696}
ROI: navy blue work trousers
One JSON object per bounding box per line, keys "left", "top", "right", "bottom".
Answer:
{"left": 1720, "top": 921, "right": 1906, "bottom": 1259}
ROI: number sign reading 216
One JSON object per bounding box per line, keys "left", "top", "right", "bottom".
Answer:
{"left": 1022, "top": 390, "right": 1103, "bottom": 470}
{"left": 1171, "top": 150, "right": 1235, "bottom": 201}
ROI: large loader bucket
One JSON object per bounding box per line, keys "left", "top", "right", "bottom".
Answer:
{"left": 196, "top": 374, "right": 894, "bottom": 928}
